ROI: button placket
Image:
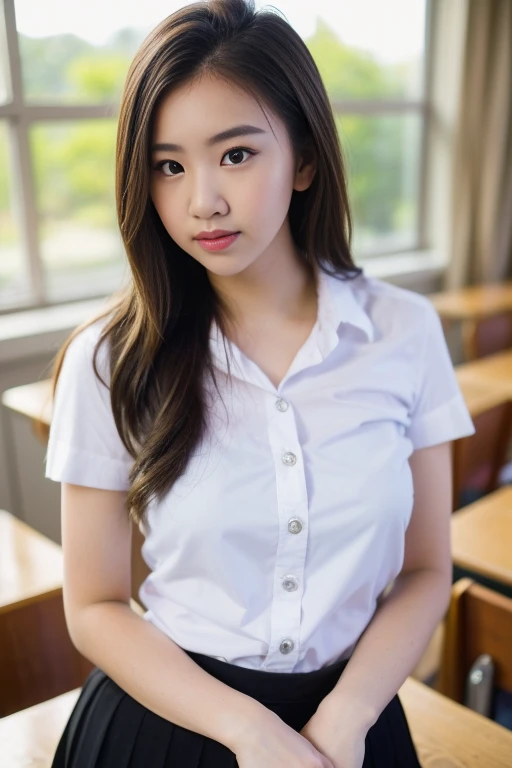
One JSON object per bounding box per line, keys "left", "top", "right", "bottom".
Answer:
{"left": 263, "top": 392, "right": 310, "bottom": 670}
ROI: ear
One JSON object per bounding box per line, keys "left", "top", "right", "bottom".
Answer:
{"left": 293, "top": 145, "right": 317, "bottom": 192}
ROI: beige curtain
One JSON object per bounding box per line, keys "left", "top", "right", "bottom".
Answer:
{"left": 445, "top": 0, "right": 512, "bottom": 289}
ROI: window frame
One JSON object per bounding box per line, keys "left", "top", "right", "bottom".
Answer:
{"left": 0, "top": 0, "right": 433, "bottom": 315}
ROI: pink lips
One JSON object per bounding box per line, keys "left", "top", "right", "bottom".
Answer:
{"left": 195, "top": 232, "right": 240, "bottom": 252}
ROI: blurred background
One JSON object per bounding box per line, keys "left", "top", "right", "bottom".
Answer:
{"left": 1, "top": 0, "right": 430, "bottom": 309}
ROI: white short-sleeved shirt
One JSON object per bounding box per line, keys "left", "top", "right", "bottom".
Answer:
{"left": 45, "top": 267, "right": 475, "bottom": 672}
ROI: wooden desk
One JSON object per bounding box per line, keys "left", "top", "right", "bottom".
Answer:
{"left": 0, "top": 508, "right": 62, "bottom": 612}
{"left": 451, "top": 486, "right": 512, "bottom": 588}
{"left": 400, "top": 677, "right": 512, "bottom": 767}
{"left": 1, "top": 378, "right": 52, "bottom": 443}
{"left": 430, "top": 283, "right": 512, "bottom": 362}
{"left": 0, "top": 688, "right": 81, "bottom": 768}
{"left": 456, "top": 349, "right": 512, "bottom": 395}
{"left": 1, "top": 678, "right": 511, "bottom": 768}
{"left": 430, "top": 283, "right": 512, "bottom": 321}
{"left": 0, "top": 508, "right": 93, "bottom": 716}
{"left": 456, "top": 375, "right": 512, "bottom": 419}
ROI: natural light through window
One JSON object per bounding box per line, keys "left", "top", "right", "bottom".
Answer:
{"left": 1, "top": 0, "right": 427, "bottom": 311}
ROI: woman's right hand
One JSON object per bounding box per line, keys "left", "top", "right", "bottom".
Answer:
{"left": 233, "top": 707, "right": 335, "bottom": 768}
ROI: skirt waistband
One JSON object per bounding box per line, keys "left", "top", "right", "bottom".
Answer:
{"left": 184, "top": 650, "right": 350, "bottom": 705}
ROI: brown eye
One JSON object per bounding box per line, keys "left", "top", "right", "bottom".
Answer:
{"left": 155, "top": 160, "right": 183, "bottom": 176}
{"left": 221, "top": 147, "right": 257, "bottom": 166}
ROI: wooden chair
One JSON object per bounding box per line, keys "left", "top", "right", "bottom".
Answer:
{"left": 437, "top": 578, "right": 512, "bottom": 713}
{"left": 429, "top": 282, "right": 512, "bottom": 361}
{"left": 461, "top": 313, "right": 512, "bottom": 361}
{"left": 451, "top": 392, "right": 512, "bottom": 510}
{"left": 0, "top": 509, "right": 94, "bottom": 717}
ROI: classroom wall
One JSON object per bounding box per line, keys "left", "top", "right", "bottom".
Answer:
{"left": 1, "top": 271, "right": 459, "bottom": 544}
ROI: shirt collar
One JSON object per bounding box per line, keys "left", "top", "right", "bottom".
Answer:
{"left": 209, "top": 263, "right": 374, "bottom": 382}
{"left": 315, "top": 265, "right": 375, "bottom": 349}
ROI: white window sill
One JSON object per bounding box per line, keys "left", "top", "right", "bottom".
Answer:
{"left": 0, "top": 249, "right": 446, "bottom": 364}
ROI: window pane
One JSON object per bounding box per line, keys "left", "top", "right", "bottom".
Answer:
{"left": 337, "top": 113, "right": 423, "bottom": 256}
{"left": 30, "top": 120, "right": 127, "bottom": 302}
{"left": 269, "top": 0, "right": 427, "bottom": 100}
{"left": 15, "top": 1, "right": 185, "bottom": 104}
{"left": 0, "top": 122, "right": 26, "bottom": 309}
{"left": 15, "top": 0, "right": 426, "bottom": 104}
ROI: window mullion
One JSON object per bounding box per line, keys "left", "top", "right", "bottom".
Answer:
{"left": 3, "top": 0, "right": 21, "bottom": 108}
{"left": 4, "top": 0, "right": 45, "bottom": 304}
{"left": 417, "top": 0, "right": 433, "bottom": 250}
{"left": 10, "top": 115, "right": 45, "bottom": 303}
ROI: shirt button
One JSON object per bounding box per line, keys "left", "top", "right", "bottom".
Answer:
{"left": 275, "top": 398, "right": 289, "bottom": 412}
{"left": 282, "top": 575, "right": 298, "bottom": 591}
{"left": 282, "top": 452, "right": 297, "bottom": 466}
{"left": 279, "top": 638, "right": 294, "bottom": 654}
{"left": 288, "top": 517, "right": 303, "bottom": 534}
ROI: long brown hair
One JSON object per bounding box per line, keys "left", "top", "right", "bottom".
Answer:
{"left": 50, "top": 0, "right": 362, "bottom": 525}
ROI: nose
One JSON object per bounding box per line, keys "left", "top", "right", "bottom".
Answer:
{"left": 188, "top": 170, "right": 229, "bottom": 219}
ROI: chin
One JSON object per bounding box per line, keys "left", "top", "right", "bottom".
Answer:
{"left": 195, "top": 253, "right": 259, "bottom": 277}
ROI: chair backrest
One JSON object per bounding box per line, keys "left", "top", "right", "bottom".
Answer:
{"left": 437, "top": 578, "right": 512, "bottom": 704}
{"left": 465, "top": 313, "right": 512, "bottom": 360}
{"left": 0, "top": 509, "right": 93, "bottom": 716}
{"left": 452, "top": 400, "right": 512, "bottom": 509}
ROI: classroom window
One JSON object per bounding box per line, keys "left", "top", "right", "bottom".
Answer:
{"left": 0, "top": 121, "right": 25, "bottom": 304}
{"left": 0, "top": 0, "right": 430, "bottom": 312}
{"left": 30, "top": 120, "right": 126, "bottom": 302}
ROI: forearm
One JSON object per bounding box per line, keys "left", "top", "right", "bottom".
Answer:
{"left": 321, "top": 568, "right": 451, "bottom": 730}
{"left": 70, "top": 600, "right": 268, "bottom": 751}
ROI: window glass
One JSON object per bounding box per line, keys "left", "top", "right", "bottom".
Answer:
{"left": 15, "top": 0, "right": 426, "bottom": 103}
{"left": 30, "top": 120, "right": 127, "bottom": 302}
{"left": 14, "top": 0, "right": 183, "bottom": 103}
{"left": 271, "top": 0, "right": 427, "bottom": 100}
{"left": 10, "top": 0, "right": 428, "bottom": 306}
{"left": 0, "top": 122, "right": 26, "bottom": 309}
{"left": 337, "top": 113, "right": 423, "bottom": 256}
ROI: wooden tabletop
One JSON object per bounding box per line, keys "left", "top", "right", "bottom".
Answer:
{"left": 455, "top": 374, "right": 512, "bottom": 419}
{"left": 0, "top": 508, "right": 63, "bottom": 613}
{"left": 1, "top": 677, "right": 511, "bottom": 768}
{"left": 1, "top": 379, "right": 53, "bottom": 424}
{"left": 429, "top": 282, "right": 512, "bottom": 321}
{"left": 400, "top": 677, "right": 512, "bottom": 767}
{"left": 456, "top": 349, "right": 512, "bottom": 398}
{"left": 451, "top": 486, "right": 512, "bottom": 588}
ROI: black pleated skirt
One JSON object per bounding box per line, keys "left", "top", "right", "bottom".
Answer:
{"left": 51, "top": 649, "right": 422, "bottom": 767}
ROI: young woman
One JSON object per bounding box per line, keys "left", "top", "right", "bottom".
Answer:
{"left": 46, "top": 1, "right": 475, "bottom": 766}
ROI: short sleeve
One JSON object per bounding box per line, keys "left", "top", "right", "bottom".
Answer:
{"left": 45, "top": 320, "right": 134, "bottom": 490}
{"left": 405, "top": 300, "right": 476, "bottom": 451}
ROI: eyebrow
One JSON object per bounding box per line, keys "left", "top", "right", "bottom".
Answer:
{"left": 152, "top": 124, "right": 267, "bottom": 152}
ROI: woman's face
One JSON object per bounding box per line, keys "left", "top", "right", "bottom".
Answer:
{"left": 149, "top": 74, "right": 315, "bottom": 279}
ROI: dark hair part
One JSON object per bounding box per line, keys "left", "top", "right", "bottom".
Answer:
{"left": 50, "top": 0, "right": 362, "bottom": 525}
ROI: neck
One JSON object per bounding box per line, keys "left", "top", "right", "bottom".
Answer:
{"left": 208, "top": 247, "right": 318, "bottom": 333}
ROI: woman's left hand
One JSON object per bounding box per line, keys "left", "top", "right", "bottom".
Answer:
{"left": 299, "top": 698, "right": 368, "bottom": 768}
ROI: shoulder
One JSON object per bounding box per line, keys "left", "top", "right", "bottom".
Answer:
{"left": 62, "top": 313, "right": 114, "bottom": 379}
{"left": 349, "top": 272, "right": 439, "bottom": 341}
